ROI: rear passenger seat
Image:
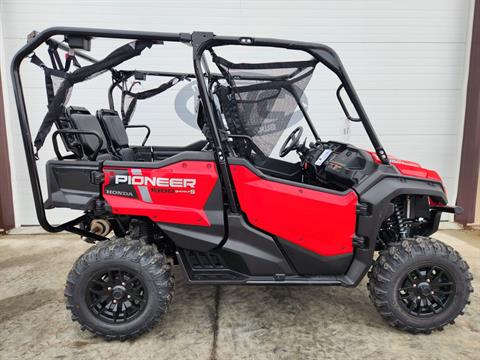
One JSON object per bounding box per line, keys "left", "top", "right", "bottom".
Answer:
{"left": 65, "top": 106, "right": 134, "bottom": 161}
{"left": 65, "top": 106, "right": 112, "bottom": 160}
{"left": 96, "top": 109, "right": 136, "bottom": 161}
{"left": 96, "top": 108, "right": 208, "bottom": 161}
{"left": 65, "top": 106, "right": 209, "bottom": 162}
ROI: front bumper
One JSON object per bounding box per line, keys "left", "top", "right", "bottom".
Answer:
{"left": 431, "top": 205, "right": 464, "bottom": 215}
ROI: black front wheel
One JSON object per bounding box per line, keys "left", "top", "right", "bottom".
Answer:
{"left": 65, "top": 238, "right": 174, "bottom": 340}
{"left": 368, "top": 237, "right": 473, "bottom": 333}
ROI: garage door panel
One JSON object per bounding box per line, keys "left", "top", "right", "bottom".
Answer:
{"left": 2, "top": 1, "right": 470, "bottom": 43}
{"left": 349, "top": 90, "right": 463, "bottom": 135}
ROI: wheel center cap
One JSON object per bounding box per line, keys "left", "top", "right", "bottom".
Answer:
{"left": 112, "top": 285, "right": 126, "bottom": 300}
{"left": 417, "top": 282, "right": 431, "bottom": 296}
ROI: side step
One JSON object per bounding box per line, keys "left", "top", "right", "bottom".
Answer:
{"left": 176, "top": 250, "right": 343, "bottom": 285}
{"left": 177, "top": 249, "right": 247, "bottom": 283}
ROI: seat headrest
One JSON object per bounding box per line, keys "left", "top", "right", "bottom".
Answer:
{"left": 66, "top": 106, "right": 90, "bottom": 116}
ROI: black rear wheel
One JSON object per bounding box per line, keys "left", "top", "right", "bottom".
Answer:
{"left": 86, "top": 267, "right": 148, "bottom": 324}
{"left": 368, "top": 237, "right": 473, "bottom": 334}
{"left": 65, "top": 238, "right": 174, "bottom": 340}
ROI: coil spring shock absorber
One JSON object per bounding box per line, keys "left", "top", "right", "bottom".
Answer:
{"left": 394, "top": 199, "right": 408, "bottom": 239}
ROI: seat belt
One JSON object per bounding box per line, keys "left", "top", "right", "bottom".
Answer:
{"left": 30, "top": 53, "right": 68, "bottom": 106}
{"left": 47, "top": 41, "right": 64, "bottom": 71}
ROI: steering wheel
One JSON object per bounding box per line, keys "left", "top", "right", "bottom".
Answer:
{"left": 279, "top": 126, "right": 303, "bottom": 157}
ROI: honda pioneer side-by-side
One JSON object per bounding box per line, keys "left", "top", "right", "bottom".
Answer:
{"left": 11, "top": 28, "right": 473, "bottom": 340}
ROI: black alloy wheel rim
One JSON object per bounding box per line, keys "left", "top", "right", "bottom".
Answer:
{"left": 398, "top": 265, "right": 455, "bottom": 318}
{"left": 86, "top": 268, "right": 148, "bottom": 324}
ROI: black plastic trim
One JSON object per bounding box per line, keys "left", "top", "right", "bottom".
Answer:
{"left": 45, "top": 159, "right": 100, "bottom": 210}
{"left": 343, "top": 176, "right": 447, "bottom": 286}
{"left": 177, "top": 249, "right": 342, "bottom": 285}
{"left": 219, "top": 214, "right": 293, "bottom": 275}
{"left": 157, "top": 179, "right": 225, "bottom": 252}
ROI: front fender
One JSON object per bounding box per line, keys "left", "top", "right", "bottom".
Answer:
{"left": 343, "top": 175, "right": 446, "bottom": 286}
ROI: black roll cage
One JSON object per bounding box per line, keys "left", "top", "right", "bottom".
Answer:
{"left": 10, "top": 27, "right": 389, "bottom": 235}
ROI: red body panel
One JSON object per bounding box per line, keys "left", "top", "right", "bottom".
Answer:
{"left": 103, "top": 161, "right": 218, "bottom": 226}
{"left": 230, "top": 165, "right": 358, "bottom": 256}
{"left": 368, "top": 151, "right": 442, "bottom": 181}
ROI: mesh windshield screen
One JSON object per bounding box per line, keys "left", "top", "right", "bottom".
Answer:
{"left": 213, "top": 56, "right": 317, "bottom": 156}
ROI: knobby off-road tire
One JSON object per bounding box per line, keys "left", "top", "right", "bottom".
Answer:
{"left": 65, "top": 238, "right": 174, "bottom": 340}
{"left": 368, "top": 237, "right": 473, "bottom": 334}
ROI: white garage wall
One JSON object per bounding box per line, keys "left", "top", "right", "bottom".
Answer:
{"left": 0, "top": 0, "right": 473, "bottom": 225}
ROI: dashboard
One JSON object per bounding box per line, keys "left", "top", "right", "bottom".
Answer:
{"left": 303, "top": 141, "right": 375, "bottom": 189}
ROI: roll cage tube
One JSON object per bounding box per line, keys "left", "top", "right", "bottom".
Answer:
{"left": 10, "top": 27, "right": 390, "bottom": 237}
{"left": 191, "top": 32, "right": 240, "bottom": 213}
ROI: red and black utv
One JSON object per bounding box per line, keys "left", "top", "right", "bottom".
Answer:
{"left": 11, "top": 28, "right": 473, "bottom": 340}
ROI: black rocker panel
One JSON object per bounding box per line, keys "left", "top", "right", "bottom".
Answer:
{"left": 219, "top": 214, "right": 293, "bottom": 276}
{"left": 278, "top": 238, "right": 353, "bottom": 275}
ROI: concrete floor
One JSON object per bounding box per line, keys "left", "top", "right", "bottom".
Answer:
{"left": 0, "top": 230, "right": 478, "bottom": 360}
